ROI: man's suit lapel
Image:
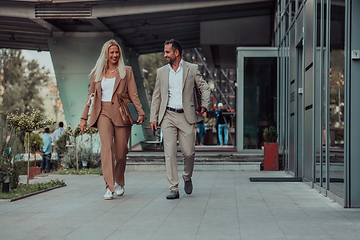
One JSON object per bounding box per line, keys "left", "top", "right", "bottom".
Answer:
{"left": 163, "top": 66, "right": 169, "bottom": 98}
{"left": 182, "top": 61, "right": 190, "bottom": 90}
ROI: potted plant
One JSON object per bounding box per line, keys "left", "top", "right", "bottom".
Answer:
{"left": 263, "top": 126, "right": 279, "bottom": 171}
{"left": 24, "top": 132, "right": 43, "bottom": 178}
{"left": 7, "top": 110, "right": 55, "bottom": 185}
{"left": 79, "top": 146, "right": 92, "bottom": 169}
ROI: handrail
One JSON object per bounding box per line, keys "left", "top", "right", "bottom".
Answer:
{"left": 194, "top": 48, "right": 232, "bottom": 110}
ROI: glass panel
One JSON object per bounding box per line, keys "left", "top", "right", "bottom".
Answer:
{"left": 317, "top": 0, "right": 327, "bottom": 48}
{"left": 322, "top": 0, "right": 330, "bottom": 187}
{"left": 296, "top": 46, "right": 303, "bottom": 177}
{"left": 243, "top": 57, "right": 277, "bottom": 149}
{"left": 285, "top": 5, "right": 289, "bottom": 31}
{"left": 285, "top": 36, "right": 290, "bottom": 171}
{"left": 291, "top": 1, "right": 296, "bottom": 23}
{"left": 315, "top": 0, "right": 325, "bottom": 186}
{"left": 329, "top": 0, "right": 345, "bottom": 198}
{"left": 314, "top": 49, "right": 322, "bottom": 186}
{"left": 298, "top": 0, "right": 304, "bottom": 9}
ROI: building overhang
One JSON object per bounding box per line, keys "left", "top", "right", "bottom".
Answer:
{"left": 0, "top": 0, "right": 275, "bottom": 68}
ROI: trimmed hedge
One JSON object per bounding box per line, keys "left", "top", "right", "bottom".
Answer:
{"left": 17, "top": 159, "right": 58, "bottom": 175}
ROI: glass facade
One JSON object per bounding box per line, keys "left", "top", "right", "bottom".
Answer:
{"left": 275, "top": 0, "right": 346, "bottom": 204}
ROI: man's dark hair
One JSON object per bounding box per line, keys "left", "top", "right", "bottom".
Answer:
{"left": 59, "top": 122, "right": 64, "bottom": 128}
{"left": 164, "top": 39, "right": 182, "bottom": 57}
{"left": 45, "top": 127, "right": 50, "bottom": 133}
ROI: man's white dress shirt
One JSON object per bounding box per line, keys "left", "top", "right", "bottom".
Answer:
{"left": 167, "top": 60, "right": 183, "bottom": 109}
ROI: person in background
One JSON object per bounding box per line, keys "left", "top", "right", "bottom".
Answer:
{"left": 40, "top": 127, "right": 52, "bottom": 173}
{"left": 52, "top": 121, "right": 65, "bottom": 164}
{"left": 197, "top": 112, "right": 207, "bottom": 145}
{"left": 217, "top": 103, "right": 229, "bottom": 146}
{"left": 215, "top": 104, "right": 220, "bottom": 145}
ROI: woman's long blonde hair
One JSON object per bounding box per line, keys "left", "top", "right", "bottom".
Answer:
{"left": 90, "top": 39, "right": 127, "bottom": 82}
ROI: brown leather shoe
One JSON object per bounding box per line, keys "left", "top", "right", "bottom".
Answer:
{"left": 166, "top": 190, "right": 179, "bottom": 199}
{"left": 184, "top": 178, "right": 193, "bottom": 195}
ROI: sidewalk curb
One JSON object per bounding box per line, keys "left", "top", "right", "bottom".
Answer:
{"left": 2, "top": 184, "right": 67, "bottom": 202}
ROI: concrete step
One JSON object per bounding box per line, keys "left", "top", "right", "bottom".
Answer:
{"left": 126, "top": 161, "right": 262, "bottom": 171}
{"left": 126, "top": 151, "right": 265, "bottom": 171}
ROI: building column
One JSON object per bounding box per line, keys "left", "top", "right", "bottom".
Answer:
{"left": 119, "top": 40, "right": 152, "bottom": 146}
{"left": 347, "top": 0, "right": 360, "bottom": 207}
{"left": 345, "top": 0, "right": 360, "bottom": 207}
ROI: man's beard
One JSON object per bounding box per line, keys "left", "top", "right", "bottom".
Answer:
{"left": 168, "top": 57, "right": 175, "bottom": 65}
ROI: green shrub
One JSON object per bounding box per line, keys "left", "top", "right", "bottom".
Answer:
{"left": 263, "top": 126, "right": 278, "bottom": 143}
{"left": 0, "top": 179, "right": 65, "bottom": 199}
{"left": 62, "top": 146, "right": 101, "bottom": 170}
{"left": 61, "top": 147, "right": 78, "bottom": 169}
{"left": 55, "top": 133, "right": 70, "bottom": 156}
{"left": 55, "top": 168, "right": 102, "bottom": 175}
{"left": 9, "top": 161, "right": 21, "bottom": 189}
{"left": 79, "top": 146, "right": 101, "bottom": 169}
{"left": 88, "top": 152, "right": 101, "bottom": 168}
{"left": 16, "top": 159, "right": 58, "bottom": 175}
{"left": 0, "top": 120, "right": 22, "bottom": 189}
{"left": 24, "top": 132, "right": 43, "bottom": 153}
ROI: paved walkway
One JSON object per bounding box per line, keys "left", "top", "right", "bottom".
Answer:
{"left": 1, "top": 171, "right": 360, "bottom": 240}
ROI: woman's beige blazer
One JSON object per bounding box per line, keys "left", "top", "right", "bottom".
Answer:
{"left": 81, "top": 66, "right": 145, "bottom": 127}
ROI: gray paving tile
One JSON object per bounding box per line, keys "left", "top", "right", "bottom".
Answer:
{"left": 240, "top": 235, "right": 286, "bottom": 240}
{"left": 1, "top": 170, "right": 360, "bottom": 240}
{"left": 150, "top": 219, "right": 201, "bottom": 240}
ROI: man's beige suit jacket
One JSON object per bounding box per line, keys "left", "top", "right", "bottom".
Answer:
{"left": 150, "top": 61, "right": 211, "bottom": 125}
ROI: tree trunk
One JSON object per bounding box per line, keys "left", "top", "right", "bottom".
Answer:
{"left": 27, "top": 132, "right": 30, "bottom": 186}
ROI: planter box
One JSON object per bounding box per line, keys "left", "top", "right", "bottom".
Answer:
{"left": 264, "top": 142, "right": 279, "bottom": 171}
{"left": 29, "top": 166, "right": 42, "bottom": 179}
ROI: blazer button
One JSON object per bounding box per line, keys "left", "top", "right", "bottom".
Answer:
{"left": 112, "top": 102, "right": 114, "bottom": 104}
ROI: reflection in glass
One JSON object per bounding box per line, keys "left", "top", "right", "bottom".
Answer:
{"left": 329, "top": 1, "right": 345, "bottom": 198}
{"left": 315, "top": 0, "right": 326, "bottom": 187}
{"left": 243, "top": 57, "right": 277, "bottom": 149}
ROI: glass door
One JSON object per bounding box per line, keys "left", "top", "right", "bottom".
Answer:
{"left": 236, "top": 48, "right": 278, "bottom": 151}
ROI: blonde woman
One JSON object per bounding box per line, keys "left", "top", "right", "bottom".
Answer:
{"left": 80, "top": 39, "right": 144, "bottom": 200}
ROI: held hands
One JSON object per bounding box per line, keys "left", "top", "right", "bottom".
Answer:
{"left": 80, "top": 119, "right": 87, "bottom": 134}
{"left": 196, "top": 106, "right": 207, "bottom": 116}
{"left": 137, "top": 115, "right": 144, "bottom": 125}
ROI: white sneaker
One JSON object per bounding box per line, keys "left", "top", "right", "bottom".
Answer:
{"left": 114, "top": 182, "right": 125, "bottom": 196}
{"left": 104, "top": 189, "right": 113, "bottom": 200}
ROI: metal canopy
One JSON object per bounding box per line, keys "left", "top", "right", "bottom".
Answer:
{"left": 0, "top": 0, "right": 275, "bottom": 65}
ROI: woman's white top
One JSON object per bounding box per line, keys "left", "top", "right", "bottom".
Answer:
{"left": 101, "top": 77, "right": 115, "bottom": 102}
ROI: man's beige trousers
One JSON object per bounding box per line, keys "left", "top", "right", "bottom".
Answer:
{"left": 161, "top": 110, "right": 195, "bottom": 191}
